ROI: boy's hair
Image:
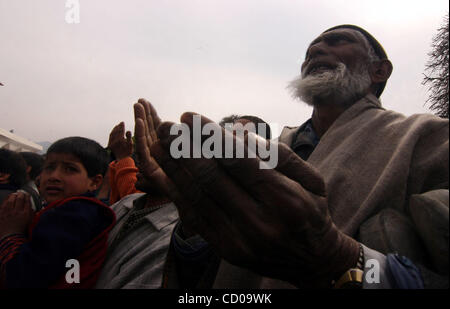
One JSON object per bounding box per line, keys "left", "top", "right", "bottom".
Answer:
{"left": 20, "top": 152, "right": 45, "bottom": 180}
{"left": 239, "top": 115, "right": 272, "bottom": 140}
{"left": 0, "top": 148, "right": 28, "bottom": 188}
{"left": 47, "top": 137, "right": 109, "bottom": 177}
{"left": 219, "top": 114, "right": 272, "bottom": 140}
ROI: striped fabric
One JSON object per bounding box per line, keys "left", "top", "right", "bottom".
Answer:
{"left": 0, "top": 234, "right": 27, "bottom": 288}
{"left": 95, "top": 193, "right": 179, "bottom": 289}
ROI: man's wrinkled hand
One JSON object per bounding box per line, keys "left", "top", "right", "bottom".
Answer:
{"left": 133, "top": 98, "right": 177, "bottom": 197}
{"left": 150, "top": 113, "right": 360, "bottom": 288}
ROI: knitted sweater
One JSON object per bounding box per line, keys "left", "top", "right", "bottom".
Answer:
{"left": 108, "top": 157, "right": 142, "bottom": 205}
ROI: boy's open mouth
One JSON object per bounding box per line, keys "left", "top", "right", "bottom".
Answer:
{"left": 45, "top": 186, "right": 64, "bottom": 194}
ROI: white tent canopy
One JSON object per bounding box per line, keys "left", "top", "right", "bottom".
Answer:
{"left": 0, "top": 127, "right": 43, "bottom": 153}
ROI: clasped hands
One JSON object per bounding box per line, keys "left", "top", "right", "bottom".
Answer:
{"left": 134, "top": 99, "right": 360, "bottom": 287}
{"left": 0, "top": 192, "right": 34, "bottom": 240}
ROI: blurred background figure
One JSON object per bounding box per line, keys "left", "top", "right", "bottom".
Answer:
{"left": 0, "top": 148, "right": 28, "bottom": 206}
{"left": 19, "top": 152, "right": 44, "bottom": 211}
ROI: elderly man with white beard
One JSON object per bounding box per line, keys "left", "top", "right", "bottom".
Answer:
{"left": 141, "top": 25, "right": 449, "bottom": 289}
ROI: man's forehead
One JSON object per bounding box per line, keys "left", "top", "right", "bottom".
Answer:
{"left": 308, "top": 28, "right": 366, "bottom": 48}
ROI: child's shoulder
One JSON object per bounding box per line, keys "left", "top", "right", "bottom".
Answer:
{"left": 38, "top": 194, "right": 115, "bottom": 226}
{"left": 45, "top": 194, "right": 106, "bottom": 210}
{"left": 60, "top": 195, "right": 107, "bottom": 208}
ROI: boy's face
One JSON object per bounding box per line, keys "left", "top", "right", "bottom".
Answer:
{"left": 40, "top": 152, "right": 102, "bottom": 204}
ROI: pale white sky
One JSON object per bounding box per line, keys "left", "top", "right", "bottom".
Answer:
{"left": 0, "top": 0, "right": 448, "bottom": 146}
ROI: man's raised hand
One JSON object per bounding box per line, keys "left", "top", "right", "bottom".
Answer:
{"left": 133, "top": 98, "right": 178, "bottom": 198}
{"left": 107, "top": 122, "right": 133, "bottom": 161}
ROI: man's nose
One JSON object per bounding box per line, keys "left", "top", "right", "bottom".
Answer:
{"left": 307, "top": 41, "right": 328, "bottom": 60}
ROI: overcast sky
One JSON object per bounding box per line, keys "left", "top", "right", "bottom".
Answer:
{"left": 1, "top": 0, "right": 448, "bottom": 146}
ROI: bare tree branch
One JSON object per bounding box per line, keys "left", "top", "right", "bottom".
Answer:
{"left": 422, "top": 13, "right": 449, "bottom": 118}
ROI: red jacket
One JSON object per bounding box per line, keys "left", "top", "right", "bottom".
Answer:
{"left": 0, "top": 195, "right": 116, "bottom": 289}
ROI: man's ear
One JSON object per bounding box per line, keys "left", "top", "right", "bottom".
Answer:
{"left": 88, "top": 174, "right": 104, "bottom": 192}
{"left": 370, "top": 59, "right": 393, "bottom": 84}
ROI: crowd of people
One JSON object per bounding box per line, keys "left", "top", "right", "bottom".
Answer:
{"left": 0, "top": 24, "right": 448, "bottom": 289}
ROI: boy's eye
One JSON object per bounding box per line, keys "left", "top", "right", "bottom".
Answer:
{"left": 65, "top": 166, "right": 79, "bottom": 173}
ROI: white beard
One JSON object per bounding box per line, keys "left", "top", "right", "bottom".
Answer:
{"left": 288, "top": 62, "right": 372, "bottom": 107}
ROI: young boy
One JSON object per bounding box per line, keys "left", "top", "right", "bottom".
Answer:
{"left": 0, "top": 137, "right": 116, "bottom": 288}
